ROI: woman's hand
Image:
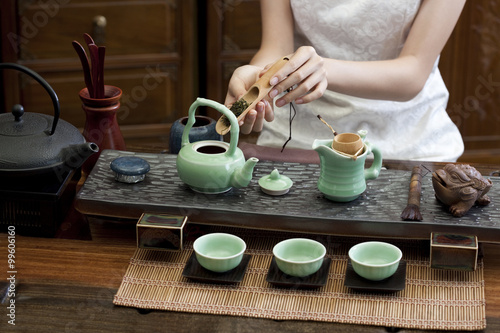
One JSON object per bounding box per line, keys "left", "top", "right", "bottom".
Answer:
{"left": 224, "top": 65, "right": 275, "bottom": 134}
{"left": 267, "top": 46, "right": 328, "bottom": 107}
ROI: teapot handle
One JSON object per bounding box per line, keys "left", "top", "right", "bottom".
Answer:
{"left": 182, "top": 98, "right": 239, "bottom": 157}
{"left": 364, "top": 142, "right": 383, "bottom": 180}
{"left": 0, "top": 63, "right": 60, "bottom": 135}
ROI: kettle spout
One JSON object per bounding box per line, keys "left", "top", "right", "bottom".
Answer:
{"left": 231, "top": 157, "right": 259, "bottom": 188}
{"left": 62, "top": 142, "right": 99, "bottom": 169}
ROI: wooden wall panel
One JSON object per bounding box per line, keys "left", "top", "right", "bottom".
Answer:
{"left": 440, "top": 0, "right": 500, "bottom": 163}
{"left": 19, "top": 66, "right": 179, "bottom": 127}
{"left": 1, "top": 0, "right": 196, "bottom": 147}
{"left": 16, "top": 0, "right": 178, "bottom": 60}
{"left": 206, "top": 0, "right": 261, "bottom": 113}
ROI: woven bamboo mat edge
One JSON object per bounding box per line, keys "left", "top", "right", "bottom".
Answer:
{"left": 113, "top": 231, "right": 486, "bottom": 331}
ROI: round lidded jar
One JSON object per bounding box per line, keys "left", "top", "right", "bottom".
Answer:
{"left": 110, "top": 156, "right": 150, "bottom": 183}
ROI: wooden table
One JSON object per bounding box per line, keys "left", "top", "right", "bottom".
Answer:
{"left": 1, "top": 144, "right": 499, "bottom": 332}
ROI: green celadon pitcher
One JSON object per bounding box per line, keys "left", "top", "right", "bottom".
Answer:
{"left": 312, "top": 131, "right": 382, "bottom": 202}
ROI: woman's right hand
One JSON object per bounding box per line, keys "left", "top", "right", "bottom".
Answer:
{"left": 224, "top": 65, "right": 275, "bottom": 134}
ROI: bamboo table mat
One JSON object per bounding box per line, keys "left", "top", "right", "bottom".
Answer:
{"left": 113, "top": 227, "right": 486, "bottom": 330}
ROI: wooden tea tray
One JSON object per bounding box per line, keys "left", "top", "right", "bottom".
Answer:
{"left": 76, "top": 150, "right": 500, "bottom": 242}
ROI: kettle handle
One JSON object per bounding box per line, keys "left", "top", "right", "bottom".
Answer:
{"left": 0, "top": 63, "right": 60, "bottom": 135}
{"left": 182, "top": 98, "right": 239, "bottom": 157}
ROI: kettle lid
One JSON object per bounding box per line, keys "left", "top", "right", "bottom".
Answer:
{"left": 0, "top": 104, "right": 52, "bottom": 137}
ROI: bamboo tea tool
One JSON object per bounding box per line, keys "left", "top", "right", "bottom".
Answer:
{"left": 317, "top": 115, "right": 363, "bottom": 160}
{"left": 401, "top": 165, "right": 423, "bottom": 221}
{"left": 331, "top": 133, "right": 364, "bottom": 156}
{"left": 216, "top": 56, "right": 289, "bottom": 135}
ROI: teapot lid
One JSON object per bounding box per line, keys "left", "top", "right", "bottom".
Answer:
{"left": 258, "top": 169, "right": 293, "bottom": 196}
{"left": 0, "top": 105, "right": 51, "bottom": 137}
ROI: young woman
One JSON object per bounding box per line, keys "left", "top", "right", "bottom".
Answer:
{"left": 224, "top": 0, "right": 466, "bottom": 161}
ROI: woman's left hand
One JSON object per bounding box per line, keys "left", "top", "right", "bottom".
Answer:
{"left": 266, "top": 46, "right": 328, "bottom": 107}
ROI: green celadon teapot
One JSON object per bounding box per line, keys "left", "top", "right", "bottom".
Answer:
{"left": 176, "top": 98, "right": 258, "bottom": 194}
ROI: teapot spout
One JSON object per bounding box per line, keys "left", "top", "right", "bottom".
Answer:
{"left": 62, "top": 142, "right": 99, "bottom": 169}
{"left": 231, "top": 157, "right": 259, "bottom": 188}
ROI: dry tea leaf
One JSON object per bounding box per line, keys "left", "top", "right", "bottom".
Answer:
{"left": 222, "top": 98, "right": 250, "bottom": 127}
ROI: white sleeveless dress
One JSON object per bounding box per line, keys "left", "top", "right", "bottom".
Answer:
{"left": 257, "top": 0, "right": 464, "bottom": 161}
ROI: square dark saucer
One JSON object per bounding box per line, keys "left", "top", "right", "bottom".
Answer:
{"left": 266, "top": 257, "right": 331, "bottom": 289}
{"left": 182, "top": 252, "right": 251, "bottom": 284}
{"left": 344, "top": 259, "right": 406, "bottom": 292}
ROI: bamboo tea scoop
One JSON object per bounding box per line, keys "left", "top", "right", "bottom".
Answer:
{"left": 216, "top": 56, "right": 289, "bottom": 135}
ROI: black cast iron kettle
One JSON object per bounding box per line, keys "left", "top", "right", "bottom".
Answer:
{"left": 0, "top": 63, "right": 98, "bottom": 179}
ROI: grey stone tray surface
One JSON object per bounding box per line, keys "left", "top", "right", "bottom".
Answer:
{"left": 76, "top": 150, "right": 500, "bottom": 242}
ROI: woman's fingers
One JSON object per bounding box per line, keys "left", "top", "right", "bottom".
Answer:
{"left": 239, "top": 101, "right": 268, "bottom": 134}
{"left": 295, "top": 77, "right": 328, "bottom": 104}
{"left": 225, "top": 65, "right": 263, "bottom": 105}
{"left": 251, "top": 101, "right": 266, "bottom": 132}
{"left": 277, "top": 66, "right": 327, "bottom": 106}
{"left": 263, "top": 99, "right": 274, "bottom": 122}
{"left": 239, "top": 109, "right": 256, "bottom": 135}
{"left": 266, "top": 46, "right": 327, "bottom": 106}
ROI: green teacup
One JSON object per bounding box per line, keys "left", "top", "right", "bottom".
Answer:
{"left": 273, "top": 238, "right": 326, "bottom": 277}
{"left": 348, "top": 241, "right": 402, "bottom": 281}
{"left": 193, "top": 233, "right": 246, "bottom": 273}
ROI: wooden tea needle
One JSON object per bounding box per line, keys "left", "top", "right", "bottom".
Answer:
{"left": 317, "top": 114, "right": 338, "bottom": 136}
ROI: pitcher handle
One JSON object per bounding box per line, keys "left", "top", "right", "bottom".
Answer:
{"left": 364, "top": 143, "right": 383, "bottom": 180}
{"left": 182, "top": 98, "right": 239, "bottom": 157}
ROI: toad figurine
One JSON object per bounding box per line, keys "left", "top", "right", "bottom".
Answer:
{"left": 432, "top": 164, "right": 492, "bottom": 217}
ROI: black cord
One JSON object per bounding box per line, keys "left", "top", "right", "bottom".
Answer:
{"left": 281, "top": 102, "right": 297, "bottom": 152}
